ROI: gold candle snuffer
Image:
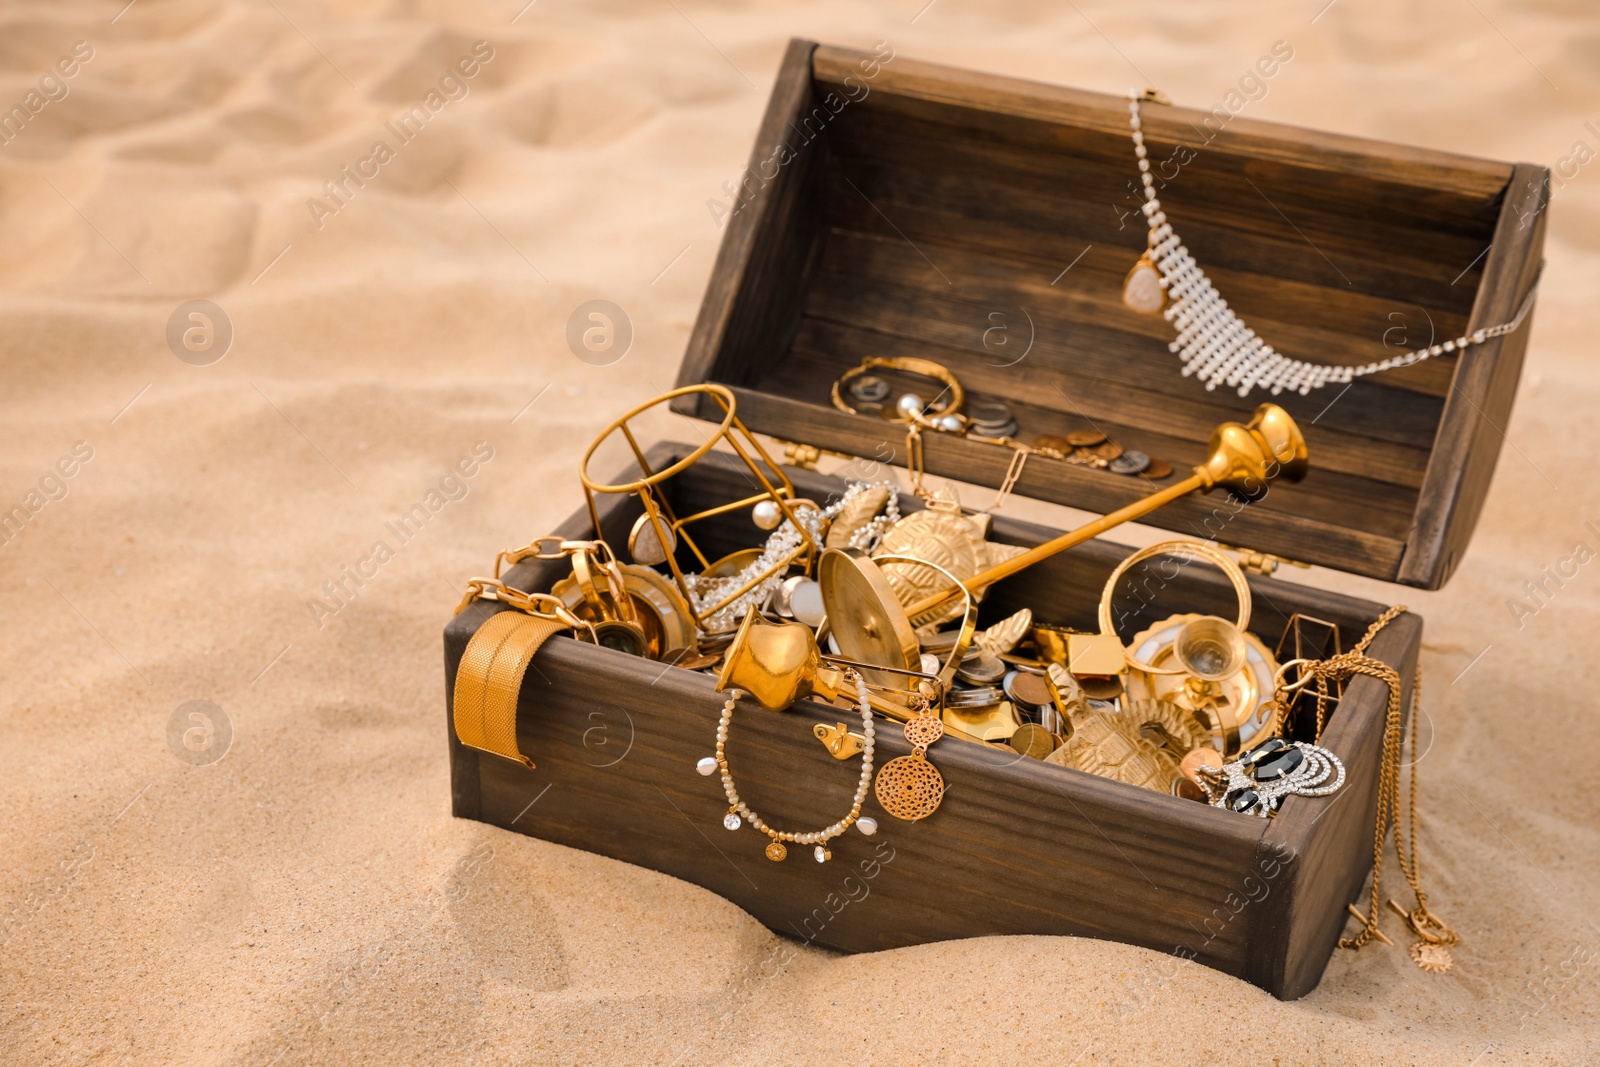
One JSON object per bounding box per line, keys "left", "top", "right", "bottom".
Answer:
{"left": 578, "top": 384, "right": 821, "bottom": 634}
{"left": 899, "top": 403, "right": 1309, "bottom": 623}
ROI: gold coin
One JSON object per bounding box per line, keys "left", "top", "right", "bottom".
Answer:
{"left": 1033, "top": 434, "right": 1072, "bottom": 453}
{"left": 1179, "top": 746, "right": 1224, "bottom": 784}
{"left": 1008, "top": 672, "right": 1053, "bottom": 709}
{"left": 1066, "top": 429, "right": 1107, "bottom": 447}
{"left": 1142, "top": 457, "right": 1174, "bottom": 479}
{"left": 875, "top": 754, "right": 946, "bottom": 821}
{"left": 1009, "top": 723, "right": 1059, "bottom": 760}
{"left": 764, "top": 840, "right": 788, "bottom": 862}
{"left": 1080, "top": 675, "right": 1125, "bottom": 701}
{"left": 1092, "top": 441, "right": 1124, "bottom": 461}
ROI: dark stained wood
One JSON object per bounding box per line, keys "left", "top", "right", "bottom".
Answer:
{"left": 810, "top": 46, "right": 1513, "bottom": 202}
{"left": 783, "top": 300, "right": 1442, "bottom": 464}
{"left": 725, "top": 385, "right": 1411, "bottom": 579}
{"left": 674, "top": 39, "right": 1539, "bottom": 589}
{"left": 819, "top": 111, "right": 1495, "bottom": 324}
{"left": 1252, "top": 610, "right": 1422, "bottom": 998}
{"left": 1398, "top": 162, "right": 1548, "bottom": 586}
{"left": 812, "top": 188, "right": 1474, "bottom": 401}
{"left": 447, "top": 448, "right": 1419, "bottom": 997}
{"left": 671, "top": 39, "right": 825, "bottom": 420}
{"left": 788, "top": 266, "right": 1443, "bottom": 479}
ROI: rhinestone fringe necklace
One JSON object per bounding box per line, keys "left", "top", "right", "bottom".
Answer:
{"left": 1122, "top": 91, "right": 1539, "bottom": 398}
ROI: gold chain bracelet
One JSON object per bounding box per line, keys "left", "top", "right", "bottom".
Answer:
{"left": 452, "top": 578, "right": 598, "bottom": 770}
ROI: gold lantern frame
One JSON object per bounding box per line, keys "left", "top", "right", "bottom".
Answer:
{"left": 578, "top": 384, "right": 821, "bottom": 634}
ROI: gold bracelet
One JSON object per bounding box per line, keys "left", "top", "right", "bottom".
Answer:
{"left": 696, "top": 676, "right": 878, "bottom": 863}
{"left": 453, "top": 579, "right": 597, "bottom": 769}
{"left": 1097, "top": 540, "right": 1252, "bottom": 674}
{"left": 831, "top": 356, "right": 965, "bottom": 421}
{"left": 454, "top": 610, "right": 568, "bottom": 769}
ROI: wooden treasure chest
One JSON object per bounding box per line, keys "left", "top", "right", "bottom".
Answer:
{"left": 444, "top": 40, "right": 1544, "bottom": 999}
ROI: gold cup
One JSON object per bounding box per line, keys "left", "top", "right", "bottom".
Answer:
{"left": 715, "top": 609, "right": 823, "bottom": 711}
{"left": 1173, "top": 615, "right": 1249, "bottom": 680}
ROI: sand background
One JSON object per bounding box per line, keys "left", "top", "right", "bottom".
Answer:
{"left": 1, "top": 0, "right": 1597, "bottom": 1063}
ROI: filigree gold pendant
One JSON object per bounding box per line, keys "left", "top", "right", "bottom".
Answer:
{"left": 875, "top": 753, "right": 945, "bottom": 821}
{"left": 765, "top": 841, "right": 788, "bottom": 862}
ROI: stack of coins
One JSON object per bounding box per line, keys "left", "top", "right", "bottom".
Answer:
{"left": 945, "top": 685, "right": 1005, "bottom": 708}
{"left": 967, "top": 400, "right": 1018, "bottom": 439}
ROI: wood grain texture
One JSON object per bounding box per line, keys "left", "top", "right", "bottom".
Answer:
{"left": 446, "top": 445, "right": 1421, "bottom": 998}
{"left": 811, "top": 45, "right": 1513, "bottom": 199}
{"left": 673, "top": 39, "right": 1538, "bottom": 588}
{"left": 1249, "top": 610, "right": 1422, "bottom": 997}
{"left": 672, "top": 38, "right": 824, "bottom": 416}
{"left": 1398, "top": 162, "right": 1549, "bottom": 587}
{"left": 726, "top": 385, "right": 1412, "bottom": 579}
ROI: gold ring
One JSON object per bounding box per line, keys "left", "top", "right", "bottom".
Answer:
{"left": 1097, "top": 541, "right": 1252, "bottom": 675}
{"left": 831, "top": 357, "right": 964, "bottom": 421}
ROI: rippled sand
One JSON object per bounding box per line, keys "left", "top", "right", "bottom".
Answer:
{"left": 0, "top": 1, "right": 1595, "bottom": 1064}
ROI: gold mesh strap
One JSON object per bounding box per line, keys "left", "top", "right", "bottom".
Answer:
{"left": 453, "top": 610, "right": 568, "bottom": 769}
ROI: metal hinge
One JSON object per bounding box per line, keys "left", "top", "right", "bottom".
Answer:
{"left": 773, "top": 438, "right": 856, "bottom": 471}
{"left": 1221, "top": 543, "right": 1312, "bottom": 577}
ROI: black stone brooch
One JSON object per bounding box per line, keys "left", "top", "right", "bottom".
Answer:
{"left": 1196, "top": 738, "right": 1346, "bottom": 818}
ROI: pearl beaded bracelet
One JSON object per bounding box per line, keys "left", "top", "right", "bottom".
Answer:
{"left": 1123, "top": 91, "right": 1539, "bottom": 398}
{"left": 695, "top": 672, "right": 878, "bottom": 863}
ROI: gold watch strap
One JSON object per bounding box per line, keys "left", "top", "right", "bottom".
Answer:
{"left": 453, "top": 609, "right": 569, "bottom": 769}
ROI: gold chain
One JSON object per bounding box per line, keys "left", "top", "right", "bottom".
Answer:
{"left": 1283, "top": 605, "right": 1457, "bottom": 960}
{"left": 984, "top": 441, "right": 1032, "bottom": 512}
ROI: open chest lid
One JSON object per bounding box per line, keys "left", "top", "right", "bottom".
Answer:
{"left": 671, "top": 39, "right": 1547, "bottom": 590}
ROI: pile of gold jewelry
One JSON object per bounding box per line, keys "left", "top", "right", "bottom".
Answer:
{"left": 451, "top": 376, "right": 1453, "bottom": 970}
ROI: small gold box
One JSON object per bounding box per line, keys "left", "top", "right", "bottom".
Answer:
{"left": 1067, "top": 633, "right": 1127, "bottom": 677}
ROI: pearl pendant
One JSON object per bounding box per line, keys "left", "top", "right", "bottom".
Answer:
{"left": 856, "top": 817, "right": 878, "bottom": 837}
{"left": 1122, "top": 254, "right": 1165, "bottom": 315}
{"left": 696, "top": 757, "right": 718, "bottom": 776}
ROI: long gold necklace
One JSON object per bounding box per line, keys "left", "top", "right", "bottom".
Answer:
{"left": 1288, "top": 605, "right": 1458, "bottom": 972}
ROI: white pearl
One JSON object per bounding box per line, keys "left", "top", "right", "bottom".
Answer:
{"left": 751, "top": 499, "right": 782, "bottom": 531}
{"left": 856, "top": 817, "right": 878, "bottom": 836}
{"left": 696, "top": 757, "right": 718, "bottom": 776}
{"left": 936, "top": 414, "right": 963, "bottom": 433}
{"left": 896, "top": 393, "right": 925, "bottom": 418}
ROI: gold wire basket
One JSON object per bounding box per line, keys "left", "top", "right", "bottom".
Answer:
{"left": 578, "top": 384, "right": 820, "bottom": 634}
